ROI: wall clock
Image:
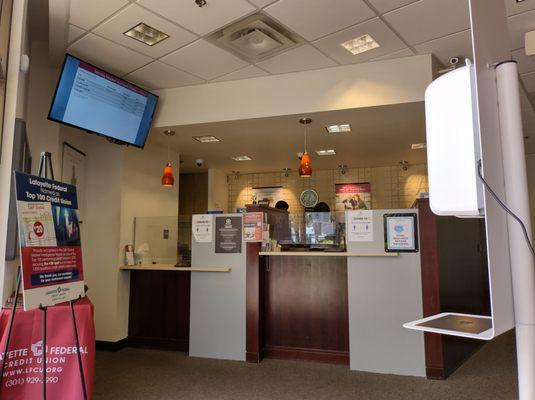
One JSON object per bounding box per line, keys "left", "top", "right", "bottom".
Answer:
{"left": 300, "top": 189, "right": 319, "bottom": 208}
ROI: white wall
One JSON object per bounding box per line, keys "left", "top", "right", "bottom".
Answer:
{"left": 154, "top": 55, "right": 433, "bottom": 127}
{"left": 111, "top": 140, "right": 179, "bottom": 341}
{"left": 207, "top": 168, "right": 228, "bottom": 212}
{"left": 57, "top": 129, "right": 179, "bottom": 342}
{"left": 25, "top": 39, "right": 61, "bottom": 174}
{"left": 0, "top": 0, "right": 28, "bottom": 303}
{"left": 527, "top": 154, "right": 535, "bottom": 236}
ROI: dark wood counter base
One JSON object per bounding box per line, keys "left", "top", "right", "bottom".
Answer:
{"left": 247, "top": 248, "right": 350, "bottom": 366}
{"left": 128, "top": 270, "right": 191, "bottom": 352}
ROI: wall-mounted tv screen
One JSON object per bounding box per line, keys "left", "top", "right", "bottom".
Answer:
{"left": 48, "top": 54, "right": 158, "bottom": 148}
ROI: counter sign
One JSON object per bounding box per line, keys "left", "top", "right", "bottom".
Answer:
{"left": 384, "top": 213, "right": 419, "bottom": 253}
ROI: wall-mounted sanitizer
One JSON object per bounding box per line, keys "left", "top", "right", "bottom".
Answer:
{"left": 424, "top": 61, "right": 484, "bottom": 217}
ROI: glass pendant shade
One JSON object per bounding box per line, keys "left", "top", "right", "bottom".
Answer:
{"left": 299, "top": 152, "right": 312, "bottom": 177}
{"left": 161, "top": 163, "right": 174, "bottom": 186}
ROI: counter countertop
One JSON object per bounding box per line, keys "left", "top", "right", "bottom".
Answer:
{"left": 258, "top": 251, "right": 398, "bottom": 257}
{"left": 120, "top": 264, "right": 231, "bottom": 272}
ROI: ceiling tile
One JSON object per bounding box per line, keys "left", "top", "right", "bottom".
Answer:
{"left": 255, "top": 44, "right": 337, "bottom": 74}
{"left": 93, "top": 4, "right": 197, "bottom": 58}
{"left": 212, "top": 65, "right": 270, "bottom": 82}
{"left": 383, "top": 0, "right": 470, "bottom": 45}
{"left": 508, "top": 10, "right": 535, "bottom": 50}
{"left": 248, "top": 0, "right": 279, "bottom": 8}
{"left": 505, "top": 0, "right": 535, "bottom": 16}
{"left": 522, "top": 71, "right": 535, "bottom": 92}
{"left": 125, "top": 61, "right": 204, "bottom": 89}
{"left": 161, "top": 39, "right": 249, "bottom": 80}
{"left": 69, "top": 0, "right": 129, "bottom": 30}
{"left": 138, "top": 0, "right": 256, "bottom": 36}
{"left": 68, "top": 33, "right": 153, "bottom": 76}
{"left": 414, "top": 29, "right": 472, "bottom": 66}
{"left": 68, "top": 24, "right": 86, "bottom": 44}
{"left": 369, "top": 47, "right": 415, "bottom": 61}
{"left": 512, "top": 48, "right": 535, "bottom": 74}
{"left": 313, "top": 18, "right": 406, "bottom": 64}
{"left": 366, "top": 0, "right": 418, "bottom": 13}
{"left": 264, "top": 0, "right": 376, "bottom": 41}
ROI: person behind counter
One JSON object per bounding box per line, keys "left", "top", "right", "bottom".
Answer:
{"left": 275, "top": 200, "right": 289, "bottom": 211}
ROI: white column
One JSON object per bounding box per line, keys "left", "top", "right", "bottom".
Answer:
{"left": 496, "top": 61, "right": 535, "bottom": 400}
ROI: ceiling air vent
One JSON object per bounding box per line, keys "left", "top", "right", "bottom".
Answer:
{"left": 207, "top": 14, "right": 303, "bottom": 63}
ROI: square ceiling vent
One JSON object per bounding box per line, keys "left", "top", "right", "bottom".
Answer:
{"left": 207, "top": 14, "right": 303, "bottom": 63}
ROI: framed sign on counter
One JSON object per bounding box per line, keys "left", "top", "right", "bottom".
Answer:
{"left": 215, "top": 216, "right": 242, "bottom": 253}
{"left": 384, "top": 213, "right": 419, "bottom": 253}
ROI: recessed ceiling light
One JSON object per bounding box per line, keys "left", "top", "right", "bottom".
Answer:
{"left": 326, "top": 124, "right": 351, "bottom": 133}
{"left": 232, "top": 155, "right": 252, "bottom": 161}
{"left": 124, "top": 23, "right": 169, "bottom": 46}
{"left": 411, "top": 143, "right": 427, "bottom": 150}
{"left": 193, "top": 136, "right": 220, "bottom": 143}
{"left": 316, "top": 149, "right": 336, "bottom": 156}
{"left": 340, "top": 34, "right": 380, "bottom": 55}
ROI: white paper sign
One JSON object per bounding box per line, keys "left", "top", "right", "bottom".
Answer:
{"left": 385, "top": 215, "right": 416, "bottom": 251}
{"left": 192, "top": 214, "right": 212, "bottom": 243}
{"left": 347, "top": 210, "right": 373, "bottom": 242}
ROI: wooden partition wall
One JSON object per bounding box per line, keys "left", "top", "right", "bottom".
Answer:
{"left": 417, "top": 198, "right": 491, "bottom": 379}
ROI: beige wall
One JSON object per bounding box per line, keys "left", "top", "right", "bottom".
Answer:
{"left": 208, "top": 168, "right": 228, "bottom": 212}
{"left": 228, "top": 163, "right": 428, "bottom": 215}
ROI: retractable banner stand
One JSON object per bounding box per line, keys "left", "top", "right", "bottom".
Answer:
{"left": 14, "top": 171, "right": 85, "bottom": 310}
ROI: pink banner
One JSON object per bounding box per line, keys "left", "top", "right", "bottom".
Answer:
{"left": 0, "top": 298, "right": 95, "bottom": 400}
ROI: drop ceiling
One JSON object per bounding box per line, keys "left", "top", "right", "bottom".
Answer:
{"left": 64, "top": 0, "right": 535, "bottom": 95}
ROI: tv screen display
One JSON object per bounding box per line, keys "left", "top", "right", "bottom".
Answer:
{"left": 48, "top": 54, "right": 158, "bottom": 148}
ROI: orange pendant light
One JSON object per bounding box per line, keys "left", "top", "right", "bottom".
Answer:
{"left": 298, "top": 117, "right": 313, "bottom": 178}
{"left": 162, "top": 129, "right": 176, "bottom": 187}
{"left": 161, "top": 163, "right": 174, "bottom": 186}
{"left": 299, "top": 152, "right": 312, "bottom": 177}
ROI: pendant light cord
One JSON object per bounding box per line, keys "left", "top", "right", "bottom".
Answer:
{"left": 304, "top": 123, "right": 307, "bottom": 153}
{"left": 167, "top": 137, "right": 170, "bottom": 165}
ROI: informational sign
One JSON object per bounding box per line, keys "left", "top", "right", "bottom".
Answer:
{"left": 384, "top": 213, "right": 419, "bottom": 252}
{"left": 243, "top": 212, "right": 263, "bottom": 242}
{"left": 335, "top": 183, "right": 371, "bottom": 221}
{"left": 14, "top": 172, "right": 85, "bottom": 310}
{"left": 192, "top": 214, "right": 213, "bottom": 243}
{"left": 215, "top": 216, "right": 242, "bottom": 253}
{"left": 347, "top": 210, "right": 374, "bottom": 242}
{"left": 252, "top": 186, "right": 283, "bottom": 207}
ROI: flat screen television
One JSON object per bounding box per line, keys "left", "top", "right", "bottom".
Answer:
{"left": 48, "top": 54, "right": 158, "bottom": 148}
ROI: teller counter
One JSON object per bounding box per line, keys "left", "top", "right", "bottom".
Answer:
{"left": 134, "top": 202, "right": 488, "bottom": 381}
{"left": 245, "top": 208, "right": 426, "bottom": 377}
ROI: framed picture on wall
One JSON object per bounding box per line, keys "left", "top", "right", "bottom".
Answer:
{"left": 61, "top": 142, "right": 87, "bottom": 221}
{"left": 384, "top": 213, "right": 419, "bottom": 253}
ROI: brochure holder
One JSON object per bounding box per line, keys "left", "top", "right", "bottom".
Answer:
{"left": 0, "top": 152, "right": 88, "bottom": 400}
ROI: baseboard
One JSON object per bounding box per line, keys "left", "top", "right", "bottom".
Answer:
{"left": 96, "top": 338, "right": 128, "bottom": 352}
{"left": 263, "top": 345, "right": 349, "bottom": 365}
{"left": 127, "top": 337, "right": 189, "bottom": 352}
